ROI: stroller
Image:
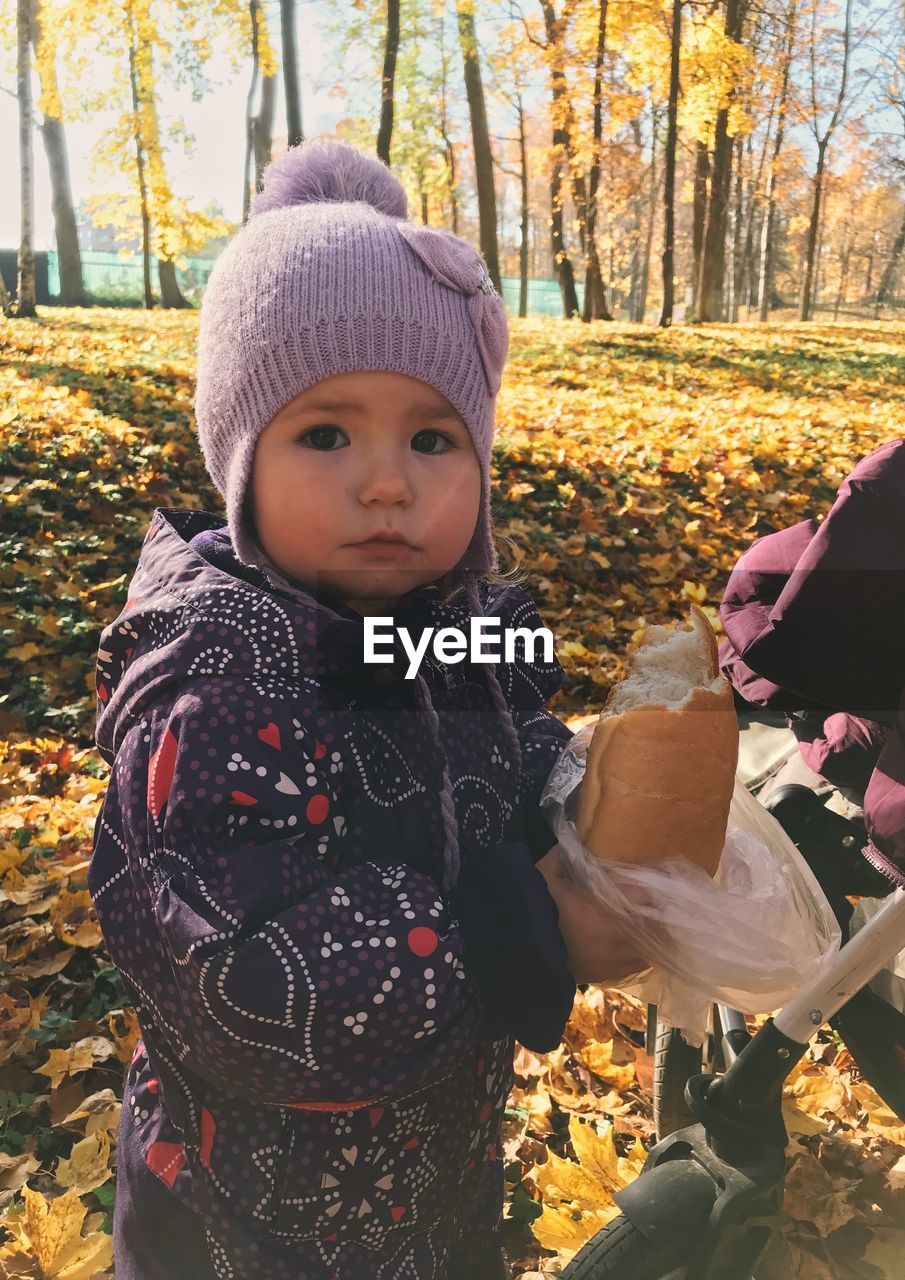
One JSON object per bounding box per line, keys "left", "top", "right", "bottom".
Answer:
{"left": 556, "top": 700, "right": 905, "bottom": 1279}
{"left": 647, "top": 699, "right": 905, "bottom": 1148}
{"left": 559, "top": 440, "right": 905, "bottom": 1277}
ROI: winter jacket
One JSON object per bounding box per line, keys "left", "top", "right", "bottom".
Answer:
{"left": 88, "top": 506, "right": 577, "bottom": 1279}
{"left": 717, "top": 437, "right": 905, "bottom": 888}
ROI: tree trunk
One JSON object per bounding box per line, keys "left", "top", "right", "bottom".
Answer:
{"left": 798, "top": 142, "right": 826, "bottom": 320}
{"left": 376, "top": 0, "right": 399, "bottom": 165}
{"left": 728, "top": 134, "right": 745, "bottom": 322}
{"left": 40, "top": 116, "right": 85, "bottom": 306}
{"left": 799, "top": 0, "right": 853, "bottom": 320}
{"left": 876, "top": 204, "right": 905, "bottom": 304}
{"left": 517, "top": 91, "right": 529, "bottom": 318}
{"left": 158, "top": 257, "right": 189, "bottom": 308}
{"left": 627, "top": 118, "right": 643, "bottom": 319}
{"left": 256, "top": 67, "right": 277, "bottom": 186}
{"left": 659, "top": 0, "right": 681, "bottom": 327}
{"left": 638, "top": 118, "right": 659, "bottom": 322}
{"left": 30, "top": 0, "right": 85, "bottom": 306}
{"left": 280, "top": 0, "right": 303, "bottom": 149}
{"left": 16, "top": 0, "right": 36, "bottom": 317}
{"left": 698, "top": 0, "right": 746, "bottom": 322}
{"left": 244, "top": 0, "right": 276, "bottom": 223}
{"left": 757, "top": 0, "right": 795, "bottom": 322}
{"left": 539, "top": 0, "right": 580, "bottom": 318}
{"left": 244, "top": 0, "right": 261, "bottom": 222}
{"left": 834, "top": 232, "right": 850, "bottom": 319}
{"left": 126, "top": 12, "right": 154, "bottom": 310}
{"left": 438, "top": 9, "right": 459, "bottom": 234}
{"left": 689, "top": 140, "right": 709, "bottom": 319}
{"left": 812, "top": 185, "right": 827, "bottom": 311}
{"left": 582, "top": 0, "right": 612, "bottom": 321}
{"left": 456, "top": 1, "right": 501, "bottom": 292}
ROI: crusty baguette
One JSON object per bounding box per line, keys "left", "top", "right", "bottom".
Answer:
{"left": 575, "top": 604, "right": 739, "bottom": 877}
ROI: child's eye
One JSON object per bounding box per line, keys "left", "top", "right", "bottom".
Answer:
{"left": 297, "top": 426, "right": 454, "bottom": 453}
{"left": 412, "top": 429, "right": 454, "bottom": 454}
{"left": 299, "top": 426, "right": 345, "bottom": 450}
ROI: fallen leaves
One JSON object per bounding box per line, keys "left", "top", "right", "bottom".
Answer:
{"left": 1, "top": 312, "right": 904, "bottom": 1274}
{"left": 36, "top": 1039, "right": 119, "bottom": 1092}
{"left": 0, "top": 1185, "right": 113, "bottom": 1279}
{"left": 54, "top": 1134, "right": 113, "bottom": 1198}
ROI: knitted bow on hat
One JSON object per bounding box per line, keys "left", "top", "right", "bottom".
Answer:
{"left": 396, "top": 223, "right": 509, "bottom": 397}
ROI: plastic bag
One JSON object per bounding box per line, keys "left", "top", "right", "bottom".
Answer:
{"left": 540, "top": 722, "right": 842, "bottom": 1046}
{"left": 849, "top": 896, "right": 905, "bottom": 1015}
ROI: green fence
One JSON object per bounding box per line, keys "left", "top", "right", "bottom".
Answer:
{"left": 47, "top": 248, "right": 582, "bottom": 317}
{"left": 47, "top": 250, "right": 216, "bottom": 305}
{"left": 500, "top": 276, "right": 585, "bottom": 317}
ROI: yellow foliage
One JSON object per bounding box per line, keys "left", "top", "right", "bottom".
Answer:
{"left": 37, "top": 1037, "right": 118, "bottom": 1090}
{"left": 0, "top": 1185, "right": 113, "bottom": 1280}
{"left": 54, "top": 1133, "right": 114, "bottom": 1198}
{"left": 531, "top": 1116, "right": 647, "bottom": 1256}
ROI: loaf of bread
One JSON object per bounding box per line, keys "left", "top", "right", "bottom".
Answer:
{"left": 575, "top": 604, "right": 739, "bottom": 877}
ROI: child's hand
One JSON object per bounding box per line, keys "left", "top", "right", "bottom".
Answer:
{"left": 535, "top": 845, "right": 650, "bottom": 985}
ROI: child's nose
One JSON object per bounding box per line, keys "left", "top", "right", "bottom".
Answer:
{"left": 357, "top": 463, "right": 414, "bottom": 505}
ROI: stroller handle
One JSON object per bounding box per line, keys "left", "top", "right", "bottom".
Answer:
{"left": 774, "top": 885, "right": 905, "bottom": 1042}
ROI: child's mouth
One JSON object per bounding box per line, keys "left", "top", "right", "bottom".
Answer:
{"left": 349, "top": 540, "right": 418, "bottom": 557}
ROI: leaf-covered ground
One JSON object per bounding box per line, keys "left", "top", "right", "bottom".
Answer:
{"left": 1, "top": 310, "right": 904, "bottom": 1277}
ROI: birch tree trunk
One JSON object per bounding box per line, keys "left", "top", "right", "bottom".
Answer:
{"left": 17, "top": 0, "right": 37, "bottom": 317}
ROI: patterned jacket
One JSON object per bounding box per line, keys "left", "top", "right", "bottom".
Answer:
{"left": 89, "top": 507, "right": 576, "bottom": 1278}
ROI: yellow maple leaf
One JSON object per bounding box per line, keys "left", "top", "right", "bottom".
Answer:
{"left": 531, "top": 1201, "right": 617, "bottom": 1254}
{"left": 60, "top": 1088, "right": 122, "bottom": 1139}
{"left": 37, "top": 1037, "right": 118, "bottom": 1089}
{"left": 531, "top": 1117, "right": 648, "bottom": 1257}
{"left": 0, "top": 1184, "right": 113, "bottom": 1279}
{"left": 682, "top": 580, "right": 707, "bottom": 603}
{"left": 578, "top": 1038, "right": 636, "bottom": 1092}
{"left": 55, "top": 1132, "right": 113, "bottom": 1197}
{"left": 850, "top": 1080, "right": 905, "bottom": 1146}
{"left": 787, "top": 1067, "right": 849, "bottom": 1120}
{"left": 6, "top": 642, "right": 51, "bottom": 663}
{"left": 49, "top": 889, "right": 103, "bottom": 949}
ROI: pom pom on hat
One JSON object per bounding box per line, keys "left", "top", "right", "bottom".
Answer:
{"left": 250, "top": 138, "right": 409, "bottom": 220}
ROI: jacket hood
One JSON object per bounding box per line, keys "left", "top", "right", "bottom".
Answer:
{"left": 95, "top": 507, "right": 563, "bottom": 767}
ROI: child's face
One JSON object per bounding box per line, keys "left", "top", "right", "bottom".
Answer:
{"left": 248, "top": 370, "right": 482, "bottom": 615}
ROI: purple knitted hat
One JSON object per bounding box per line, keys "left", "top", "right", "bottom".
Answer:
{"left": 193, "top": 137, "right": 510, "bottom": 581}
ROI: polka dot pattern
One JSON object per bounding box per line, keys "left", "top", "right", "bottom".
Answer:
{"left": 89, "top": 509, "right": 571, "bottom": 1278}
